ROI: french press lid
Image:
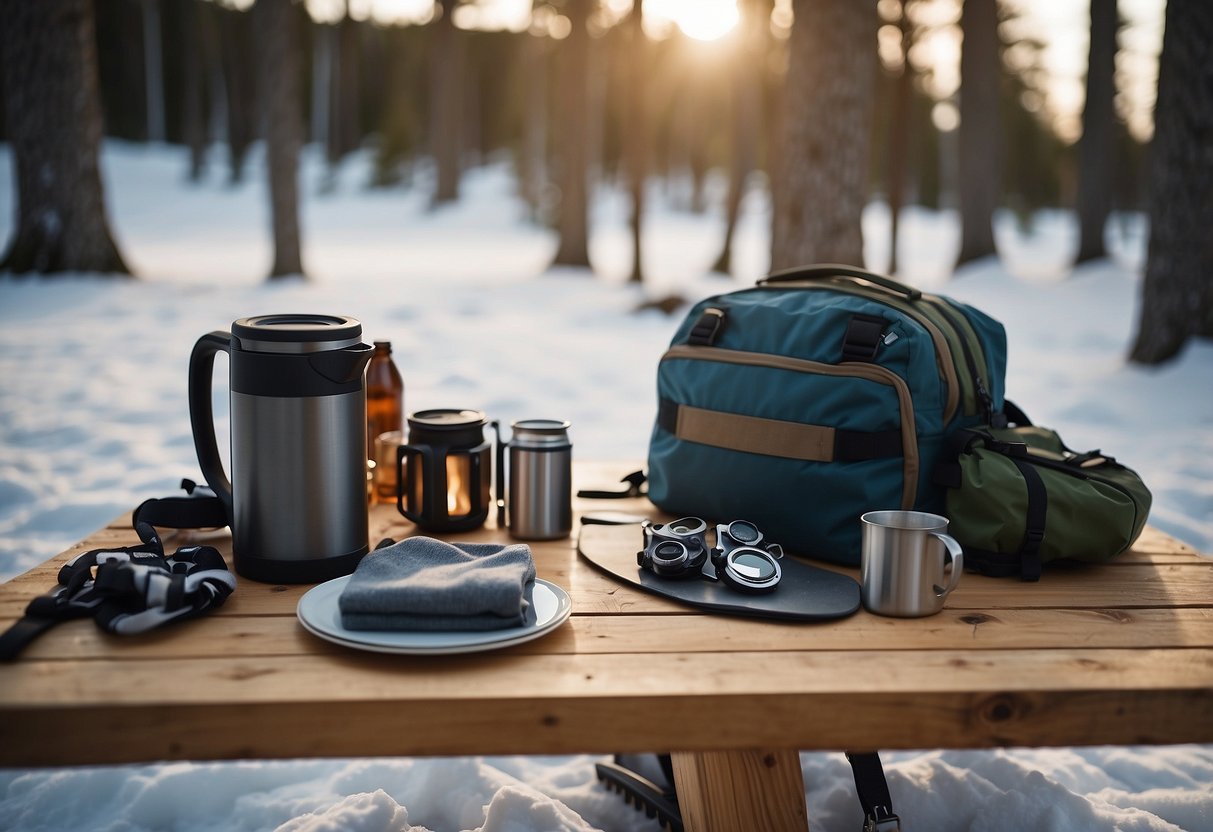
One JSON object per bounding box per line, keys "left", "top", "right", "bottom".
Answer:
{"left": 232, "top": 314, "right": 363, "bottom": 354}
{"left": 407, "top": 409, "right": 489, "bottom": 447}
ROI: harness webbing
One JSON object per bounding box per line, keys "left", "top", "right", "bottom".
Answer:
{"left": 0, "top": 522, "right": 236, "bottom": 661}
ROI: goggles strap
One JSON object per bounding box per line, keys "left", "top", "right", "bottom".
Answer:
{"left": 0, "top": 522, "right": 236, "bottom": 662}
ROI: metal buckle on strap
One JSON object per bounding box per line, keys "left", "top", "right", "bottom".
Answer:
{"left": 862, "top": 808, "right": 901, "bottom": 832}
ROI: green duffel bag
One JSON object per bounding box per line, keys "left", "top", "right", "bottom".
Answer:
{"left": 934, "top": 403, "right": 1152, "bottom": 581}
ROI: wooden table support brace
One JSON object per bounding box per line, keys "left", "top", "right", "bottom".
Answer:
{"left": 672, "top": 748, "right": 810, "bottom": 832}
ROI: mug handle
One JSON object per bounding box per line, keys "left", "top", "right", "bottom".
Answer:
{"left": 931, "top": 532, "right": 964, "bottom": 597}
{"left": 397, "top": 444, "right": 435, "bottom": 524}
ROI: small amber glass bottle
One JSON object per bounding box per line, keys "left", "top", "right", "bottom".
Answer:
{"left": 366, "top": 341, "right": 404, "bottom": 460}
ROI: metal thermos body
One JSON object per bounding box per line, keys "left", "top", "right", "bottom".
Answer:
{"left": 189, "top": 314, "right": 374, "bottom": 583}
{"left": 505, "top": 420, "right": 572, "bottom": 540}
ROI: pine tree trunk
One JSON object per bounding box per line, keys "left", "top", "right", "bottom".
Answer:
{"left": 517, "top": 30, "right": 547, "bottom": 220}
{"left": 625, "top": 0, "right": 647, "bottom": 283}
{"left": 885, "top": 0, "right": 913, "bottom": 277}
{"left": 219, "top": 6, "right": 255, "bottom": 184}
{"left": 712, "top": 0, "right": 762, "bottom": 277}
{"left": 1129, "top": 0, "right": 1213, "bottom": 364}
{"left": 181, "top": 0, "right": 210, "bottom": 181}
{"left": 551, "top": 0, "right": 592, "bottom": 269}
{"left": 327, "top": 12, "right": 361, "bottom": 168}
{"left": 255, "top": 0, "right": 304, "bottom": 279}
{"left": 0, "top": 0, "right": 130, "bottom": 275}
{"left": 430, "top": 0, "right": 463, "bottom": 206}
{"left": 141, "top": 0, "right": 165, "bottom": 143}
{"left": 1074, "top": 0, "right": 1117, "bottom": 264}
{"left": 954, "top": 0, "right": 1001, "bottom": 268}
{"left": 770, "top": 0, "right": 876, "bottom": 271}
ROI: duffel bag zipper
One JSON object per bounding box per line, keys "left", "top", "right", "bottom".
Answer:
{"left": 923, "top": 296, "right": 995, "bottom": 421}
{"left": 663, "top": 344, "right": 920, "bottom": 509}
{"left": 755, "top": 280, "right": 994, "bottom": 421}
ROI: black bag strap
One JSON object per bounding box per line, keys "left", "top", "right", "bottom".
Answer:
{"left": 576, "top": 470, "right": 648, "bottom": 500}
{"left": 132, "top": 479, "right": 228, "bottom": 530}
{"left": 847, "top": 752, "right": 901, "bottom": 831}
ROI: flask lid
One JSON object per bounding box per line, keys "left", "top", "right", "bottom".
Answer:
{"left": 232, "top": 314, "right": 363, "bottom": 353}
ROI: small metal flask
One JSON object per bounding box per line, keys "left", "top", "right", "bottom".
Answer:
{"left": 496, "top": 419, "right": 573, "bottom": 540}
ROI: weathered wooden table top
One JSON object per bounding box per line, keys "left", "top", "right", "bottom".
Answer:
{"left": 2, "top": 461, "right": 1211, "bottom": 831}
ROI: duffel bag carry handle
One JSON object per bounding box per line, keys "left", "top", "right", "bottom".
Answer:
{"left": 760, "top": 263, "right": 922, "bottom": 302}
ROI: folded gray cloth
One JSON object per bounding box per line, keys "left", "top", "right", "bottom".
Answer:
{"left": 337, "top": 537, "right": 536, "bottom": 632}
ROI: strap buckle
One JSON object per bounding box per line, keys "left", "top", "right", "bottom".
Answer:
{"left": 687, "top": 307, "right": 725, "bottom": 346}
{"left": 841, "top": 314, "right": 887, "bottom": 363}
{"left": 862, "top": 807, "right": 901, "bottom": 832}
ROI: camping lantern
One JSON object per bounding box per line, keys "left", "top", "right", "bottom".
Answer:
{"left": 396, "top": 409, "right": 491, "bottom": 532}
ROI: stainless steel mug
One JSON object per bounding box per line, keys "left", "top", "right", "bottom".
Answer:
{"left": 189, "top": 315, "right": 373, "bottom": 583}
{"left": 494, "top": 419, "right": 573, "bottom": 540}
{"left": 860, "top": 510, "right": 964, "bottom": 617}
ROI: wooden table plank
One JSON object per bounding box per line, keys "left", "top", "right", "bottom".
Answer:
{"left": 2, "top": 651, "right": 1210, "bottom": 765}
{"left": 4, "top": 648, "right": 1210, "bottom": 706}
{"left": 5, "top": 606, "right": 1213, "bottom": 662}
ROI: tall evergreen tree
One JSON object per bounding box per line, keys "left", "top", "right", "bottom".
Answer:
{"left": 955, "top": 0, "right": 1001, "bottom": 267}
{"left": 712, "top": 0, "right": 765, "bottom": 277}
{"left": 254, "top": 0, "right": 305, "bottom": 278}
{"left": 430, "top": 0, "right": 464, "bottom": 205}
{"left": 883, "top": 0, "right": 915, "bottom": 276}
{"left": 0, "top": 0, "right": 130, "bottom": 275}
{"left": 551, "top": 0, "right": 594, "bottom": 269}
{"left": 624, "top": 0, "right": 648, "bottom": 283}
{"left": 770, "top": 0, "right": 877, "bottom": 270}
{"left": 1074, "top": 0, "right": 1118, "bottom": 263}
{"left": 1129, "top": 0, "right": 1213, "bottom": 364}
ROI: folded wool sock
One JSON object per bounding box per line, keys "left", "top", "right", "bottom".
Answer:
{"left": 337, "top": 537, "right": 536, "bottom": 632}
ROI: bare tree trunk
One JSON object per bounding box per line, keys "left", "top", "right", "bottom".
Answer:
{"left": 430, "top": 0, "right": 463, "bottom": 206}
{"left": 954, "top": 0, "right": 1001, "bottom": 268}
{"left": 328, "top": 11, "right": 361, "bottom": 168}
{"left": 712, "top": 0, "right": 763, "bottom": 276}
{"left": 255, "top": 0, "right": 305, "bottom": 279}
{"left": 141, "top": 0, "right": 165, "bottom": 142}
{"left": 0, "top": 0, "right": 130, "bottom": 275}
{"left": 551, "top": 0, "right": 593, "bottom": 269}
{"left": 625, "top": 0, "right": 647, "bottom": 283}
{"left": 770, "top": 0, "right": 876, "bottom": 271}
{"left": 311, "top": 22, "right": 333, "bottom": 150}
{"left": 885, "top": 0, "right": 913, "bottom": 276}
{"left": 518, "top": 30, "right": 547, "bottom": 219}
{"left": 1074, "top": 0, "right": 1118, "bottom": 264}
{"left": 219, "top": 6, "right": 255, "bottom": 184}
{"left": 181, "top": 0, "right": 210, "bottom": 181}
{"left": 1129, "top": 0, "right": 1213, "bottom": 364}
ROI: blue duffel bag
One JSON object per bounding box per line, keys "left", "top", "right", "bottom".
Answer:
{"left": 646, "top": 264, "right": 1008, "bottom": 566}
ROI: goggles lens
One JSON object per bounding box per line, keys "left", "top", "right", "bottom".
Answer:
{"left": 638, "top": 517, "right": 783, "bottom": 593}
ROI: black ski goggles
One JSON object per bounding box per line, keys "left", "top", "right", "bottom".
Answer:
{"left": 637, "top": 517, "right": 783, "bottom": 594}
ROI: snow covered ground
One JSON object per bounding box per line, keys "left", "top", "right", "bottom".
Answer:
{"left": 1, "top": 142, "right": 1210, "bottom": 831}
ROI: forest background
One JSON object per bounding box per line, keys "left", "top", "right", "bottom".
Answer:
{"left": 1, "top": 0, "right": 1210, "bottom": 366}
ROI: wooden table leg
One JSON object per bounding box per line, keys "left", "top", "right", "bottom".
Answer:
{"left": 670, "top": 748, "right": 809, "bottom": 831}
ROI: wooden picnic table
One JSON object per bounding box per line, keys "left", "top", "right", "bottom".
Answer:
{"left": 1, "top": 460, "right": 1211, "bottom": 831}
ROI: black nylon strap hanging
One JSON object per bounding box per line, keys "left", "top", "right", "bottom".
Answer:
{"left": 132, "top": 479, "right": 227, "bottom": 530}
{"left": 846, "top": 751, "right": 901, "bottom": 831}
{"left": 1009, "top": 453, "right": 1047, "bottom": 582}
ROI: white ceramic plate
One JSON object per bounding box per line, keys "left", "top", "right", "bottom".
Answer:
{"left": 296, "top": 575, "right": 572, "bottom": 655}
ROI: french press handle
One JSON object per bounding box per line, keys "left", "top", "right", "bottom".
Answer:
{"left": 187, "top": 331, "right": 235, "bottom": 524}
